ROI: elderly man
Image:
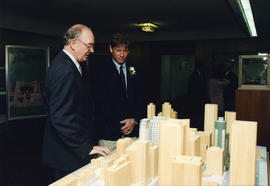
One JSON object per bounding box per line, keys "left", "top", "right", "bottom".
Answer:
{"left": 43, "top": 24, "right": 111, "bottom": 183}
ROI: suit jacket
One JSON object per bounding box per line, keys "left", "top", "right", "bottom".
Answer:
{"left": 93, "top": 57, "right": 146, "bottom": 140}
{"left": 42, "top": 51, "right": 96, "bottom": 171}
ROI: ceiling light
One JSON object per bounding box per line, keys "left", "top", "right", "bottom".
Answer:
{"left": 138, "top": 23, "right": 159, "bottom": 32}
{"left": 237, "top": 0, "right": 257, "bottom": 37}
{"left": 258, "top": 52, "right": 268, "bottom": 56}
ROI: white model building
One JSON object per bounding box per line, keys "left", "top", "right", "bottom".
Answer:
{"left": 139, "top": 118, "right": 150, "bottom": 141}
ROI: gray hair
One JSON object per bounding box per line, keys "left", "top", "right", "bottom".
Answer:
{"left": 63, "top": 24, "right": 90, "bottom": 45}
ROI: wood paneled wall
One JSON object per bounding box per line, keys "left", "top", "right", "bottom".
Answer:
{"left": 235, "top": 89, "right": 270, "bottom": 151}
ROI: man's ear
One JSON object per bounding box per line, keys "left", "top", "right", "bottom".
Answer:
{"left": 70, "top": 39, "right": 77, "bottom": 50}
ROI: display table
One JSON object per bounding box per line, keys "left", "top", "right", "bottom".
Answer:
{"left": 64, "top": 146, "right": 268, "bottom": 186}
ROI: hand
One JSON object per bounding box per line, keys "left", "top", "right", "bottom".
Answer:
{"left": 89, "top": 146, "right": 112, "bottom": 156}
{"left": 120, "top": 118, "right": 136, "bottom": 135}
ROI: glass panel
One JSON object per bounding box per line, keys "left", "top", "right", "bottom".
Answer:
{"left": 242, "top": 57, "right": 268, "bottom": 85}
{"left": 161, "top": 55, "right": 195, "bottom": 101}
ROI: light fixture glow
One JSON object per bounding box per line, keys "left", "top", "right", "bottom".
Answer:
{"left": 138, "top": 23, "right": 159, "bottom": 32}
{"left": 238, "top": 0, "right": 257, "bottom": 37}
{"left": 258, "top": 52, "right": 268, "bottom": 56}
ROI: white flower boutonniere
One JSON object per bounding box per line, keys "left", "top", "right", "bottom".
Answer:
{"left": 128, "top": 66, "right": 136, "bottom": 77}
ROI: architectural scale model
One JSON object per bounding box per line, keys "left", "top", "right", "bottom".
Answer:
{"left": 230, "top": 120, "right": 257, "bottom": 186}
{"left": 204, "top": 104, "right": 218, "bottom": 146}
{"left": 49, "top": 102, "right": 260, "bottom": 186}
{"left": 139, "top": 116, "right": 166, "bottom": 146}
{"left": 152, "top": 102, "right": 178, "bottom": 119}
{"left": 198, "top": 131, "right": 211, "bottom": 161}
{"left": 158, "top": 119, "right": 189, "bottom": 186}
{"left": 172, "top": 156, "right": 202, "bottom": 185}
{"left": 147, "top": 103, "right": 156, "bottom": 119}
{"left": 204, "top": 146, "right": 224, "bottom": 176}
{"left": 224, "top": 111, "right": 236, "bottom": 153}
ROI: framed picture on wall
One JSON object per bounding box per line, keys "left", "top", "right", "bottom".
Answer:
{"left": 239, "top": 55, "right": 270, "bottom": 90}
{"left": 5, "top": 45, "right": 49, "bottom": 120}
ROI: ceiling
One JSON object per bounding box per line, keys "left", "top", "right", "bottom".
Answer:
{"left": 0, "top": 0, "right": 269, "bottom": 42}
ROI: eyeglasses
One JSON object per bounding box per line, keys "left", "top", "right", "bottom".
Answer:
{"left": 75, "top": 39, "right": 94, "bottom": 50}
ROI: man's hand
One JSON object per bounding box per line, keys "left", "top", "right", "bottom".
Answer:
{"left": 89, "top": 146, "right": 112, "bottom": 156}
{"left": 120, "top": 118, "right": 136, "bottom": 135}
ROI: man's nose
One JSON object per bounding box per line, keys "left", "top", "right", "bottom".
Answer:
{"left": 89, "top": 47, "right": 94, "bottom": 53}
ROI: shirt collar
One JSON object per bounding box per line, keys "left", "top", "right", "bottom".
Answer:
{"left": 63, "top": 49, "right": 82, "bottom": 75}
{"left": 112, "top": 57, "right": 126, "bottom": 69}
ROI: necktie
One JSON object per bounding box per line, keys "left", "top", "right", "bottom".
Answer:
{"left": 119, "top": 65, "right": 127, "bottom": 96}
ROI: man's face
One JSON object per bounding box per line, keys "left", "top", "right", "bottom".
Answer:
{"left": 109, "top": 45, "right": 129, "bottom": 64}
{"left": 73, "top": 29, "right": 95, "bottom": 62}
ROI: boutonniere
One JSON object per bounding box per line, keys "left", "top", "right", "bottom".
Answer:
{"left": 128, "top": 66, "right": 136, "bottom": 77}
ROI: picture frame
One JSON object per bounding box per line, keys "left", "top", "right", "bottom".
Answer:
{"left": 5, "top": 45, "right": 49, "bottom": 120}
{"left": 239, "top": 55, "right": 270, "bottom": 90}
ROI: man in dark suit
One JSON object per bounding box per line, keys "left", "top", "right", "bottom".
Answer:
{"left": 43, "top": 24, "right": 111, "bottom": 183}
{"left": 94, "top": 33, "right": 146, "bottom": 150}
{"left": 223, "top": 62, "right": 238, "bottom": 111}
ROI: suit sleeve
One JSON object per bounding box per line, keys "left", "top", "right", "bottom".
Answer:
{"left": 47, "top": 66, "right": 94, "bottom": 160}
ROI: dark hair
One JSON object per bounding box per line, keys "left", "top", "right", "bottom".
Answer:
{"left": 110, "top": 33, "right": 130, "bottom": 48}
{"left": 63, "top": 24, "right": 90, "bottom": 45}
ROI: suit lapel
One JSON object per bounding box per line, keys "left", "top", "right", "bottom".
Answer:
{"left": 108, "top": 59, "right": 126, "bottom": 96}
{"left": 62, "top": 52, "right": 83, "bottom": 79}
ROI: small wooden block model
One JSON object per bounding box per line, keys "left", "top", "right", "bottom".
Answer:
{"left": 172, "top": 155, "right": 202, "bottom": 186}
{"left": 116, "top": 137, "right": 134, "bottom": 157}
{"left": 230, "top": 120, "right": 257, "bottom": 186}
{"left": 126, "top": 140, "right": 150, "bottom": 186}
{"left": 200, "top": 143, "right": 208, "bottom": 162}
{"left": 158, "top": 119, "right": 188, "bottom": 186}
{"left": 224, "top": 111, "right": 236, "bottom": 153}
{"left": 162, "top": 102, "right": 172, "bottom": 118}
{"left": 198, "top": 131, "right": 212, "bottom": 147}
{"left": 204, "top": 146, "right": 224, "bottom": 176}
{"left": 187, "top": 134, "right": 201, "bottom": 157}
{"left": 171, "top": 110, "right": 178, "bottom": 119}
{"left": 204, "top": 104, "right": 218, "bottom": 146}
{"left": 147, "top": 103, "right": 156, "bottom": 119}
{"left": 105, "top": 161, "right": 131, "bottom": 186}
{"left": 149, "top": 144, "right": 159, "bottom": 180}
